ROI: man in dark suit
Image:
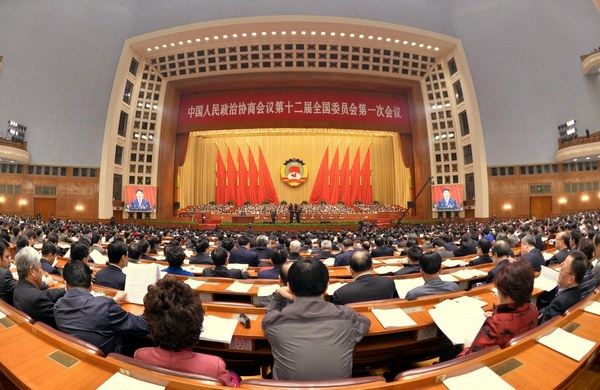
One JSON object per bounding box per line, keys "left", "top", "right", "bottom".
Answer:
{"left": 40, "top": 242, "right": 61, "bottom": 275}
{"left": 189, "top": 239, "right": 213, "bottom": 265}
{"left": 251, "top": 235, "right": 272, "bottom": 262}
{"left": 95, "top": 241, "right": 128, "bottom": 290}
{"left": 539, "top": 250, "right": 586, "bottom": 324}
{"left": 126, "top": 242, "right": 143, "bottom": 266}
{"left": 0, "top": 241, "right": 15, "bottom": 305}
{"left": 371, "top": 236, "right": 394, "bottom": 258}
{"left": 334, "top": 238, "right": 356, "bottom": 267}
{"left": 436, "top": 188, "right": 459, "bottom": 210}
{"left": 453, "top": 233, "right": 478, "bottom": 257}
{"left": 128, "top": 188, "right": 153, "bottom": 211}
{"left": 287, "top": 240, "right": 303, "bottom": 261}
{"left": 468, "top": 238, "right": 493, "bottom": 266}
{"left": 258, "top": 248, "right": 288, "bottom": 280}
{"left": 332, "top": 251, "right": 398, "bottom": 305}
{"left": 432, "top": 238, "right": 455, "bottom": 260}
{"left": 546, "top": 231, "right": 570, "bottom": 266}
{"left": 485, "top": 240, "right": 512, "bottom": 284}
{"left": 520, "top": 234, "right": 545, "bottom": 272}
{"left": 229, "top": 235, "right": 259, "bottom": 267}
{"left": 313, "top": 240, "right": 334, "bottom": 260}
{"left": 54, "top": 260, "right": 148, "bottom": 356}
{"left": 394, "top": 246, "right": 423, "bottom": 275}
{"left": 202, "top": 247, "right": 250, "bottom": 279}
{"left": 13, "top": 247, "right": 65, "bottom": 328}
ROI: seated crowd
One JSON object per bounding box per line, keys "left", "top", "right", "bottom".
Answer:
{"left": 0, "top": 210, "right": 600, "bottom": 384}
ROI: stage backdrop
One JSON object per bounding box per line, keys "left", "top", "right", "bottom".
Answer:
{"left": 178, "top": 129, "right": 410, "bottom": 208}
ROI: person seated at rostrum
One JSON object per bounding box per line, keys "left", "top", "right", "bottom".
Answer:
{"left": 202, "top": 247, "right": 250, "bottom": 279}
{"left": 405, "top": 252, "right": 460, "bottom": 300}
{"left": 54, "top": 260, "right": 148, "bottom": 356}
{"left": 135, "top": 277, "right": 241, "bottom": 387}
{"left": 458, "top": 260, "right": 538, "bottom": 357}
{"left": 161, "top": 245, "right": 194, "bottom": 277}
{"left": 332, "top": 250, "right": 397, "bottom": 305}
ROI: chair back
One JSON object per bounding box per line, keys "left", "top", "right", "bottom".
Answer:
{"left": 240, "top": 376, "right": 387, "bottom": 389}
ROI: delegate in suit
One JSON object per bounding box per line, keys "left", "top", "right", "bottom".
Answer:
{"left": 436, "top": 188, "right": 459, "bottom": 210}
{"left": 128, "top": 189, "right": 153, "bottom": 211}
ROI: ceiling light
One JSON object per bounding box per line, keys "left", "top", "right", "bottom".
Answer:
{"left": 311, "top": 31, "right": 316, "bottom": 35}
{"left": 368, "top": 35, "right": 374, "bottom": 40}
{"left": 281, "top": 31, "right": 286, "bottom": 35}
{"left": 427, "top": 45, "right": 432, "bottom": 49}
{"left": 162, "top": 44, "right": 167, "bottom": 48}
{"left": 434, "top": 47, "right": 440, "bottom": 51}
{"left": 411, "top": 42, "right": 416, "bottom": 46}
{"left": 242, "top": 33, "right": 247, "bottom": 37}
{"left": 340, "top": 32, "right": 345, "bottom": 37}
{"left": 419, "top": 43, "right": 424, "bottom": 48}
{"left": 385, "top": 38, "right": 391, "bottom": 42}
{"left": 359, "top": 34, "right": 364, "bottom": 39}
{"left": 321, "top": 31, "right": 326, "bottom": 36}
{"left": 178, "top": 41, "right": 183, "bottom": 45}
{"left": 222, "top": 35, "right": 228, "bottom": 39}
{"left": 331, "top": 32, "right": 336, "bottom": 36}
{"left": 271, "top": 31, "right": 277, "bottom": 35}
{"left": 251, "top": 32, "right": 256, "bottom": 37}
{"left": 581, "top": 194, "right": 590, "bottom": 201}
{"left": 377, "top": 37, "right": 383, "bottom": 41}
{"left": 154, "top": 46, "right": 159, "bottom": 49}
{"left": 349, "top": 33, "right": 355, "bottom": 38}
{"left": 170, "top": 43, "right": 175, "bottom": 46}
{"left": 186, "top": 39, "right": 192, "bottom": 43}
{"left": 232, "top": 34, "right": 237, "bottom": 38}
{"left": 301, "top": 31, "right": 306, "bottom": 35}
{"left": 291, "top": 31, "right": 296, "bottom": 35}
{"left": 204, "top": 37, "right": 210, "bottom": 41}
{"left": 261, "top": 32, "right": 266, "bottom": 36}
{"left": 394, "top": 39, "right": 399, "bottom": 43}
{"left": 146, "top": 48, "right": 152, "bottom": 52}
{"left": 213, "top": 36, "right": 219, "bottom": 40}
{"left": 195, "top": 38, "right": 200, "bottom": 42}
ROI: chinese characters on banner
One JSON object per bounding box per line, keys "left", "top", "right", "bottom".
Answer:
{"left": 178, "top": 91, "right": 410, "bottom": 126}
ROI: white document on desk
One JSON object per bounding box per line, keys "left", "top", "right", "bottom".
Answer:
{"left": 537, "top": 328, "right": 596, "bottom": 362}
{"left": 442, "top": 259, "right": 468, "bottom": 268}
{"left": 227, "top": 263, "right": 249, "bottom": 271}
{"left": 97, "top": 371, "right": 164, "bottom": 390}
{"left": 542, "top": 251, "right": 554, "bottom": 261}
{"left": 450, "top": 269, "right": 487, "bottom": 279}
{"left": 453, "top": 295, "right": 488, "bottom": 308}
{"left": 533, "top": 266, "right": 558, "bottom": 292}
{"left": 374, "top": 266, "right": 401, "bottom": 275}
{"left": 199, "top": 315, "right": 238, "bottom": 344}
{"left": 89, "top": 250, "right": 108, "bottom": 265}
{"left": 372, "top": 308, "right": 417, "bottom": 328}
{"left": 184, "top": 249, "right": 194, "bottom": 258}
{"left": 439, "top": 274, "right": 458, "bottom": 282}
{"left": 257, "top": 284, "right": 279, "bottom": 297}
{"left": 584, "top": 301, "right": 600, "bottom": 316}
{"left": 124, "top": 263, "right": 161, "bottom": 305}
{"left": 326, "top": 282, "right": 346, "bottom": 295}
{"left": 394, "top": 278, "right": 425, "bottom": 299}
{"left": 429, "top": 301, "right": 486, "bottom": 345}
{"left": 184, "top": 279, "right": 206, "bottom": 289}
{"left": 226, "top": 282, "right": 253, "bottom": 293}
{"left": 322, "top": 257, "right": 335, "bottom": 266}
{"left": 442, "top": 366, "right": 514, "bottom": 390}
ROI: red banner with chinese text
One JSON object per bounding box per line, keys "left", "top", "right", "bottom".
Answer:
{"left": 178, "top": 91, "right": 410, "bottom": 125}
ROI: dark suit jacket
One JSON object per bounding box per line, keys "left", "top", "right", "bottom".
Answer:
{"left": 287, "top": 253, "right": 303, "bottom": 261}
{"left": 313, "top": 251, "right": 334, "bottom": 260}
{"left": 332, "top": 274, "right": 398, "bottom": 305}
{"left": 485, "top": 259, "right": 510, "bottom": 284}
{"left": 468, "top": 254, "right": 493, "bottom": 266}
{"left": 257, "top": 266, "right": 282, "bottom": 280}
{"left": 251, "top": 246, "right": 272, "bottom": 260}
{"left": 371, "top": 246, "right": 394, "bottom": 258}
{"left": 394, "top": 263, "right": 421, "bottom": 276}
{"left": 189, "top": 253, "right": 213, "bottom": 265}
{"left": 40, "top": 258, "right": 61, "bottom": 275}
{"left": 0, "top": 267, "right": 16, "bottom": 305}
{"left": 95, "top": 264, "right": 127, "bottom": 290}
{"left": 202, "top": 265, "right": 249, "bottom": 279}
{"left": 54, "top": 288, "right": 148, "bottom": 355}
{"left": 334, "top": 249, "right": 355, "bottom": 267}
{"left": 539, "top": 285, "right": 582, "bottom": 324}
{"left": 229, "top": 247, "right": 259, "bottom": 267}
{"left": 453, "top": 239, "right": 478, "bottom": 257}
{"left": 522, "top": 248, "right": 545, "bottom": 272}
{"left": 546, "top": 249, "right": 569, "bottom": 266}
{"left": 13, "top": 279, "right": 65, "bottom": 328}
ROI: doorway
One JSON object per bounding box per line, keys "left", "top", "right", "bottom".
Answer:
{"left": 530, "top": 196, "right": 552, "bottom": 219}
{"left": 34, "top": 198, "right": 57, "bottom": 221}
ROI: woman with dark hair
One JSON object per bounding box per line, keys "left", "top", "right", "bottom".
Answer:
{"left": 161, "top": 245, "right": 194, "bottom": 276}
{"left": 135, "top": 277, "right": 240, "bottom": 386}
{"left": 458, "top": 260, "right": 538, "bottom": 356}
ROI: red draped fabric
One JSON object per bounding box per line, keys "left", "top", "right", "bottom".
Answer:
{"left": 308, "top": 148, "right": 329, "bottom": 204}
{"left": 361, "top": 147, "right": 372, "bottom": 203}
{"left": 327, "top": 147, "right": 340, "bottom": 204}
{"left": 226, "top": 149, "right": 238, "bottom": 205}
{"left": 258, "top": 147, "right": 280, "bottom": 204}
{"left": 237, "top": 149, "right": 249, "bottom": 204}
{"left": 247, "top": 149, "right": 259, "bottom": 204}
{"left": 215, "top": 149, "right": 227, "bottom": 204}
{"left": 349, "top": 147, "right": 361, "bottom": 205}
{"left": 339, "top": 148, "right": 350, "bottom": 205}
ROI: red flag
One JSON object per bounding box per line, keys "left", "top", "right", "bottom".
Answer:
{"left": 247, "top": 148, "right": 259, "bottom": 204}
{"left": 258, "top": 147, "right": 280, "bottom": 204}
{"left": 226, "top": 148, "right": 238, "bottom": 205}
{"left": 339, "top": 147, "right": 350, "bottom": 205}
{"left": 215, "top": 149, "right": 226, "bottom": 204}
{"left": 328, "top": 147, "right": 340, "bottom": 204}
{"left": 348, "top": 147, "right": 361, "bottom": 205}
{"left": 308, "top": 148, "right": 329, "bottom": 204}
{"left": 237, "top": 148, "right": 249, "bottom": 204}
{"left": 361, "top": 147, "right": 372, "bottom": 203}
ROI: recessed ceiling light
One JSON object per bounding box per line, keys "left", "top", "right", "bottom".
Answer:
{"left": 178, "top": 41, "right": 183, "bottom": 45}
{"left": 331, "top": 32, "right": 336, "bottom": 36}
{"left": 251, "top": 32, "right": 257, "bottom": 37}
{"left": 242, "top": 33, "right": 247, "bottom": 37}
{"left": 573, "top": 158, "right": 578, "bottom": 161}
{"left": 377, "top": 36, "right": 382, "bottom": 41}
{"left": 586, "top": 157, "right": 591, "bottom": 160}
{"left": 222, "top": 35, "right": 228, "bottom": 39}
{"left": 213, "top": 36, "right": 219, "bottom": 40}
{"left": 291, "top": 31, "right": 296, "bottom": 35}
{"left": 232, "top": 34, "right": 238, "bottom": 38}
{"left": 311, "top": 31, "right": 316, "bottom": 35}
{"left": 146, "top": 48, "right": 152, "bottom": 51}
{"left": 195, "top": 38, "right": 200, "bottom": 42}
{"left": 394, "top": 39, "right": 399, "bottom": 43}
{"left": 368, "top": 35, "right": 374, "bottom": 40}
{"left": 261, "top": 32, "right": 267, "bottom": 36}
{"left": 187, "top": 39, "right": 192, "bottom": 43}
{"left": 419, "top": 43, "right": 424, "bottom": 48}
{"left": 154, "top": 46, "right": 159, "bottom": 50}
{"left": 281, "top": 31, "right": 286, "bottom": 35}
{"left": 204, "top": 37, "right": 210, "bottom": 41}
{"left": 301, "top": 31, "right": 306, "bottom": 35}
{"left": 427, "top": 45, "right": 432, "bottom": 49}
{"left": 411, "top": 42, "right": 416, "bottom": 46}
{"left": 434, "top": 47, "right": 440, "bottom": 51}
{"left": 403, "top": 40, "right": 408, "bottom": 45}
{"left": 170, "top": 42, "right": 175, "bottom": 46}
{"left": 320, "top": 31, "right": 326, "bottom": 36}
{"left": 162, "top": 44, "right": 167, "bottom": 48}
{"left": 359, "top": 34, "right": 364, "bottom": 39}
{"left": 349, "top": 33, "right": 355, "bottom": 38}
{"left": 271, "top": 31, "right": 277, "bottom": 35}
{"left": 340, "top": 32, "right": 345, "bottom": 37}
{"left": 385, "top": 38, "right": 391, "bottom": 42}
